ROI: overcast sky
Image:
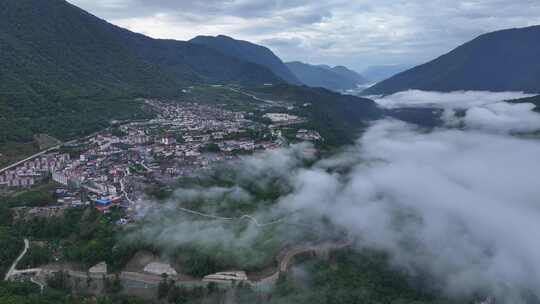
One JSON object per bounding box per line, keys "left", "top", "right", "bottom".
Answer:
{"left": 68, "top": 0, "right": 540, "bottom": 71}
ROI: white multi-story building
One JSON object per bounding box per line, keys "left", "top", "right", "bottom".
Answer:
{"left": 202, "top": 271, "right": 248, "bottom": 284}
{"left": 263, "top": 113, "right": 299, "bottom": 122}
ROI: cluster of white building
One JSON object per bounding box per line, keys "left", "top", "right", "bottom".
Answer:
{"left": 296, "top": 129, "right": 323, "bottom": 141}
{"left": 0, "top": 153, "right": 70, "bottom": 188}
{"left": 144, "top": 262, "right": 178, "bottom": 277}
{"left": 263, "top": 113, "right": 300, "bottom": 123}
{"left": 202, "top": 271, "right": 248, "bottom": 284}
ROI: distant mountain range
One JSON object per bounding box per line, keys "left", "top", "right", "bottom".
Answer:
{"left": 361, "top": 65, "right": 412, "bottom": 82}
{"left": 365, "top": 25, "right": 540, "bottom": 95}
{"left": 190, "top": 35, "right": 302, "bottom": 85}
{"left": 2, "top": 0, "right": 538, "bottom": 148}
{"left": 285, "top": 62, "right": 368, "bottom": 92}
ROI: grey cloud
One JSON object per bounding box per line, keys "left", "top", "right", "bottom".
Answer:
{"left": 259, "top": 37, "right": 304, "bottom": 48}
{"left": 278, "top": 120, "right": 540, "bottom": 302}
{"left": 68, "top": 0, "right": 540, "bottom": 70}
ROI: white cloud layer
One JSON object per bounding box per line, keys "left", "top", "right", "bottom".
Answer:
{"left": 372, "top": 90, "right": 535, "bottom": 109}
{"left": 280, "top": 120, "right": 540, "bottom": 302}
{"left": 67, "top": 0, "right": 540, "bottom": 70}
{"left": 373, "top": 90, "right": 540, "bottom": 133}
{"left": 462, "top": 102, "right": 540, "bottom": 133}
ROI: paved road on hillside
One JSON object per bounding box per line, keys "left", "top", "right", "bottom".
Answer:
{"left": 4, "top": 238, "right": 30, "bottom": 281}
{"left": 279, "top": 241, "right": 351, "bottom": 272}
{"left": 6, "top": 237, "right": 348, "bottom": 289}
{"left": 226, "top": 87, "right": 279, "bottom": 105}
{"left": 0, "top": 146, "right": 61, "bottom": 174}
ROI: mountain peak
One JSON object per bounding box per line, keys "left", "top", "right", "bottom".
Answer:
{"left": 190, "top": 35, "right": 302, "bottom": 84}
{"left": 365, "top": 25, "right": 540, "bottom": 95}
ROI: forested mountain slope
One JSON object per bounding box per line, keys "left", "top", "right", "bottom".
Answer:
{"left": 365, "top": 26, "right": 540, "bottom": 95}
{"left": 0, "top": 0, "right": 282, "bottom": 143}
{"left": 191, "top": 35, "right": 301, "bottom": 84}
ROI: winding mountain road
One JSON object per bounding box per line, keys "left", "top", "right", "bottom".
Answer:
{"left": 177, "top": 206, "right": 287, "bottom": 227}
{"left": 5, "top": 237, "right": 349, "bottom": 291}
{"left": 4, "top": 238, "right": 30, "bottom": 281}
{"left": 120, "top": 169, "right": 135, "bottom": 205}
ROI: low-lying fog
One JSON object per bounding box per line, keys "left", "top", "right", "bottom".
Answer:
{"left": 131, "top": 90, "right": 540, "bottom": 303}
{"left": 370, "top": 90, "right": 534, "bottom": 109}
{"left": 373, "top": 90, "right": 540, "bottom": 133}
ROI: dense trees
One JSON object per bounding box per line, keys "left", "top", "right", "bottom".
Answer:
{"left": 18, "top": 244, "right": 52, "bottom": 269}
{"left": 0, "top": 205, "right": 23, "bottom": 279}
{"left": 157, "top": 275, "right": 221, "bottom": 304}
{"left": 0, "top": 227, "right": 23, "bottom": 279}
{"left": 0, "top": 0, "right": 283, "bottom": 147}
{"left": 17, "top": 207, "right": 139, "bottom": 271}
{"left": 5, "top": 182, "right": 57, "bottom": 207}
{"left": 190, "top": 35, "right": 301, "bottom": 84}
{"left": 285, "top": 61, "right": 368, "bottom": 91}
{"left": 251, "top": 84, "right": 383, "bottom": 147}
{"left": 269, "top": 250, "right": 458, "bottom": 304}
{"left": 0, "top": 281, "right": 148, "bottom": 304}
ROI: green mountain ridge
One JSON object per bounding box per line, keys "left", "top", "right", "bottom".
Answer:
{"left": 190, "top": 35, "right": 302, "bottom": 85}
{"left": 0, "top": 0, "right": 283, "bottom": 144}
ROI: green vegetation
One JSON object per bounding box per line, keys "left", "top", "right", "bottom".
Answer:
{"left": 0, "top": 217, "right": 23, "bottom": 278}
{"left": 170, "top": 234, "right": 279, "bottom": 277}
{"left": 0, "top": 0, "right": 281, "bottom": 151}
{"left": 0, "top": 0, "right": 180, "bottom": 145}
{"left": 18, "top": 243, "right": 53, "bottom": 269}
{"left": 129, "top": 163, "right": 147, "bottom": 174}
{"left": 269, "top": 249, "right": 458, "bottom": 304}
{"left": 103, "top": 274, "right": 123, "bottom": 295}
{"left": 0, "top": 142, "right": 39, "bottom": 168}
{"left": 17, "top": 207, "right": 140, "bottom": 271}
{"left": 181, "top": 85, "right": 264, "bottom": 111}
{"left": 5, "top": 181, "right": 57, "bottom": 207}
{"left": 33, "top": 134, "right": 62, "bottom": 150}
{"left": 250, "top": 85, "right": 383, "bottom": 147}
{"left": 145, "top": 183, "right": 174, "bottom": 201}
{"left": 190, "top": 35, "right": 302, "bottom": 85}
{"left": 0, "top": 96, "right": 154, "bottom": 147}
{"left": 0, "top": 280, "right": 148, "bottom": 304}
{"left": 110, "top": 127, "right": 128, "bottom": 138}
{"left": 58, "top": 144, "right": 88, "bottom": 159}
{"left": 0, "top": 203, "right": 152, "bottom": 303}
{"left": 158, "top": 275, "right": 221, "bottom": 303}
{"left": 173, "top": 168, "right": 292, "bottom": 217}
{"left": 285, "top": 61, "right": 368, "bottom": 91}
{"left": 200, "top": 143, "right": 221, "bottom": 153}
